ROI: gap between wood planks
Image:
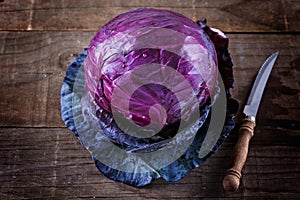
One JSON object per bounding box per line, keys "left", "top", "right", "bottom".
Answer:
{"left": 0, "top": 0, "right": 298, "bottom": 32}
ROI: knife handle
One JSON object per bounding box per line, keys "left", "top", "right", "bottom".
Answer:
{"left": 223, "top": 117, "right": 256, "bottom": 192}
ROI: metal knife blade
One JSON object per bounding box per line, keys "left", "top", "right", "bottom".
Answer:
{"left": 243, "top": 51, "right": 279, "bottom": 122}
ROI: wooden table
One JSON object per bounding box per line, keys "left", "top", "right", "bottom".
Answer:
{"left": 1, "top": 0, "right": 299, "bottom": 199}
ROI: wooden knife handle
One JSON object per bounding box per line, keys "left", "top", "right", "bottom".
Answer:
{"left": 223, "top": 117, "right": 256, "bottom": 192}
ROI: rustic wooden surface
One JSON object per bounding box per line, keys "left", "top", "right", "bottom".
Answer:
{"left": 0, "top": 0, "right": 299, "bottom": 199}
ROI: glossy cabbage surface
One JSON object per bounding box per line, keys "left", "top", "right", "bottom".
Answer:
{"left": 84, "top": 8, "right": 218, "bottom": 128}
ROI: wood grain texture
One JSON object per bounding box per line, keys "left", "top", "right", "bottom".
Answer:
{"left": 0, "top": 31, "right": 93, "bottom": 127}
{"left": 0, "top": 31, "right": 299, "bottom": 199}
{"left": 0, "top": 0, "right": 299, "bottom": 32}
{"left": 0, "top": 128, "right": 299, "bottom": 199}
{"left": 0, "top": 0, "right": 300, "bottom": 199}
{"left": 223, "top": 118, "right": 256, "bottom": 191}
{"left": 0, "top": 32, "right": 299, "bottom": 128}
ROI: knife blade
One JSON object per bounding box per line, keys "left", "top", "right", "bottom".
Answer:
{"left": 243, "top": 51, "right": 279, "bottom": 122}
{"left": 223, "top": 52, "right": 279, "bottom": 192}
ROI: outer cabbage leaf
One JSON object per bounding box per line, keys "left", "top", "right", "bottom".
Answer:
{"left": 60, "top": 8, "right": 237, "bottom": 187}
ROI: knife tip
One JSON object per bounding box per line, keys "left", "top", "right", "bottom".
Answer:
{"left": 273, "top": 51, "right": 280, "bottom": 57}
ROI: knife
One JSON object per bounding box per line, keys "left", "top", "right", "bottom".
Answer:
{"left": 223, "top": 52, "right": 279, "bottom": 192}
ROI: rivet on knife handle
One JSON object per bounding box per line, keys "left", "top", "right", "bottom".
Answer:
{"left": 223, "top": 117, "right": 256, "bottom": 191}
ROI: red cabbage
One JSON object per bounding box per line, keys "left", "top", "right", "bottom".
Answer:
{"left": 61, "top": 8, "right": 236, "bottom": 187}
{"left": 84, "top": 8, "right": 220, "bottom": 129}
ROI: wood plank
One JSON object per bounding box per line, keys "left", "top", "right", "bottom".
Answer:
{"left": 0, "top": 32, "right": 299, "bottom": 130}
{"left": 228, "top": 34, "right": 300, "bottom": 125}
{"left": 0, "top": 31, "right": 93, "bottom": 127}
{"left": 0, "top": 127, "right": 299, "bottom": 199}
{"left": 0, "top": 1, "right": 299, "bottom": 199}
{"left": 0, "top": 0, "right": 299, "bottom": 32}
